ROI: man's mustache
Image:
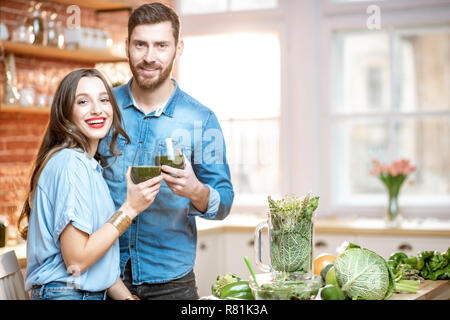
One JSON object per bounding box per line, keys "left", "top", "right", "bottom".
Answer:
{"left": 136, "top": 62, "right": 162, "bottom": 70}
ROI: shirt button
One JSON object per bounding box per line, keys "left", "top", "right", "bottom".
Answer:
{"left": 130, "top": 244, "right": 135, "bottom": 249}
{"left": 139, "top": 141, "right": 143, "bottom": 145}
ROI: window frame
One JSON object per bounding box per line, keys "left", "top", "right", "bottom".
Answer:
{"left": 319, "top": 0, "right": 450, "bottom": 219}
{"left": 322, "top": 0, "right": 450, "bottom": 16}
{"left": 176, "top": 0, "right": 284, "bottom": 17}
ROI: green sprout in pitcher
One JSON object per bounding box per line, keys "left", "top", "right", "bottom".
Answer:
{"left": 268, "top": 193, "right": 319, "bottom": 273}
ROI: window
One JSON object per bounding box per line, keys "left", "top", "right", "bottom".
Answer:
{"left": 179, "top": 32, "right": 281, "bottom": 204}
{"left": 330, "top": 26, "right": 450, "bottom": 207}
{"left": 178, "top": 0, "right": 278, "bottom": 15}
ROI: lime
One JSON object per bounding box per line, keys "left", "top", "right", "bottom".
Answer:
{"left": 320, "top": 284, "right": 346, "bottom": 300}
{"left": 325, "top": 266, "right": 338, "bottom": 286}
{"left": 320, "top": 263, "right": 334, "bottom": 281}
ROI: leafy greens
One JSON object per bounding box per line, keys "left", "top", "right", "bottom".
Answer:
{"left": 268, "top": 193, "right": 319, "bottom": 273}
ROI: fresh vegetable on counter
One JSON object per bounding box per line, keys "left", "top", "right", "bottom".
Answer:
{"left": 211, "top": 273, "right": 241, "bottom": 297}
{"left": 268, "top": 193, "right": 319, "bottom": 273}
{"left": 211, "top": 273, "right": 254, "bottom": 300}
{"left": 253, "top": 273, "right": 323, "bottom": 300}
{"left": 333, "top": 244, "right": 396, "bottom": 300}
{"left": 314, "top": 253, "right": 336, "bottom": 276}
{"left": 387, "top": 248, "right": 450, "bottom": 281}
{"left": 320, "top": 284, "right": 346, "bottom": 300}
{"left": 219, "top": 281, "right": 254, "bottom": 300}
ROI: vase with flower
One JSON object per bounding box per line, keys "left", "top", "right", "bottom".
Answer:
{"left": 370, "top": 159, "right": 415, "bottom": 227}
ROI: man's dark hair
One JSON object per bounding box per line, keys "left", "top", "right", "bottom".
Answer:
{"left": 128, "top": 2, "right": 181, "bottom": 44}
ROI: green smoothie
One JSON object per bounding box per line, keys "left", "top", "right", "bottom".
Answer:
{"left": 131, "top": 166, "right": 161, "bottom": 184}
{"left": 155, "top": 155, "right": 185, "bottom": 169}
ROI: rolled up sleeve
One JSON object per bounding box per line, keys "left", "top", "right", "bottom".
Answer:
{"left": 52, "top": 157, "right": 94, "bottom": 243}
{"left": 191, "top": 112, "right": 234, "bottom": 220}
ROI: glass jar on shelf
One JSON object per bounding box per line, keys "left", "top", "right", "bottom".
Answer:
{"left": 46, "top": 12, "right": 58, "bottom": 47}
{"left": 26, "top": 2, "right": 46, "bottom": 45}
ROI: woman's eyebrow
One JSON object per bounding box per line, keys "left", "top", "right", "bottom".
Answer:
{"left": 75, "top": 91, "right": 108, "bottom": 97}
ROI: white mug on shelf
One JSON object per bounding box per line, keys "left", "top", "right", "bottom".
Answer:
{"left": 0, "top": 23, "right": 9, "bottom": 40}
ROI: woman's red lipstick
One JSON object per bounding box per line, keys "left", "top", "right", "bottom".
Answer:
{"left": 85, "top": 117, "right": 106, "bottom": 128}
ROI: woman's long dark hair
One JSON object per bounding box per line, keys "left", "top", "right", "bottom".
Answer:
{"left": 17, "top": 69, "right": 130, "bottom": 239}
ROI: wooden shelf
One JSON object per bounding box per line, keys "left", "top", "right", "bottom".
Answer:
{"left": 1, "top": 41, "right": 128, "bottom": 64}
{"left": 0, "top": 103, "right": 50, "bottom": 115}
{"left": 50, "top": 0, "right": 131, "bottom": 11}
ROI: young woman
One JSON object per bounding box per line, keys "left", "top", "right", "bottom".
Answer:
{"left": 17, "top": 69, "right": 162, "bottom": 300}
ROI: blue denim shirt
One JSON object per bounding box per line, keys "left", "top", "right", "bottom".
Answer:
{"left": 98, "top": 78, "right": 234, "bottom": 284}
{"left": 25, "top": 148, "right": 120, "bottom": 292}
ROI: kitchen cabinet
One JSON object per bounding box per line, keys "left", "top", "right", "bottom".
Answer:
{"left": 194, "top": 227, "right": 271, "bottom": 297}
{"left": 221, "top": 229, "right": 271, "bottom": 279}
{"left": 193, "top": 231, "right": 224, "bottom": 297}
{"left": 355, "top": 235, "right": 450, "bottom": 259}
{"left": 314, "top": 234, "right": 356, "bottom": 257}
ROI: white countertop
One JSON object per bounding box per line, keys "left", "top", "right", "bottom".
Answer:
{"left": 196, "top": 213, "right": 450, "bottom": 236}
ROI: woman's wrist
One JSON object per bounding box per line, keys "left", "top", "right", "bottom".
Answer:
{"left": 120, "top": 201, "right": 138, "bottom": 219}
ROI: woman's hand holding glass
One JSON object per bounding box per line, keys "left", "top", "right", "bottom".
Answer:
{"left": 121, "top": 166, "right": 162, "bottom": 219}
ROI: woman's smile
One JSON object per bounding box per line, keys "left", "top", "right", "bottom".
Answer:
{"left": 85, "top": 117, "right": 107, "bottom": 128}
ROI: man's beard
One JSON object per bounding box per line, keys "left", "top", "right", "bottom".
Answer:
{"left": 129, "top": 52, "right": 175, "bottom": 91}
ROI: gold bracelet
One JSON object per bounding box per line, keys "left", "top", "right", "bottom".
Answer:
{"left": 108, "top": 210, "right": 132, "bottom": 235}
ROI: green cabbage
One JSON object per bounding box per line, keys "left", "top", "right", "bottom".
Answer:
{"left": 334, "top": 248, "right": 395, "bottom": 300}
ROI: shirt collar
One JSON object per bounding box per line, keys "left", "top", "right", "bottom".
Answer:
{"left": 74, "top": 147, "right": 103, "bottom": 172}
{"left": 124, "top": 78, "right": 179, "bottom": 118}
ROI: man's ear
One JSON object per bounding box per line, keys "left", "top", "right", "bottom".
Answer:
{"left": 176, "top": 39, "right": 184, "bottom": 58}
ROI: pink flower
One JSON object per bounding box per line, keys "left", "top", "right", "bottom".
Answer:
{"left": 369, "top": 159, "right": 382, "bottom": 176}
{"left": 370, "top": 158, "right": 415, "bottom": 177}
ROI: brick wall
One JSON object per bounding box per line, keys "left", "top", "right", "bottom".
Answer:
{"left": 0, "top": 111, "right": 48, "bottom": 225}
{"left": 0, "top": 0, "right": 173, "bottom": 228}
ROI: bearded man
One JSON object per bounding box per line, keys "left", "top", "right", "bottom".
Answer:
{"left": 98, "top": 3, "right": 234, "bottom": 300}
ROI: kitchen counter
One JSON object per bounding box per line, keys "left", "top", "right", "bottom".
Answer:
{"left": 196, "top": 214, "right": 450, "bottom": 237}
{"left": 200, "top": 280, "right": 450, "bottom": 300}
{"left": 389, "top": 280, "right": 450, "bottom": 300}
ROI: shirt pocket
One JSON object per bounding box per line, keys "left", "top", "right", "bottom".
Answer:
{"left": 100, "top": 135, "right": 128, "bottom": 182}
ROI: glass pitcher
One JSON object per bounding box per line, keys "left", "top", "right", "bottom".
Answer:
{"left": 254, "top": 195, "right": 317, "bottom": 276}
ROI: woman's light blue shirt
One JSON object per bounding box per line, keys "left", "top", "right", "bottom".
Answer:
{"left": 25, "top": 148, "right": 120, "bottom": 292}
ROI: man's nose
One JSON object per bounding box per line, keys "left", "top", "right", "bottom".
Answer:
{"left": 143, "top": 46, "right": 157, "bottom": 63}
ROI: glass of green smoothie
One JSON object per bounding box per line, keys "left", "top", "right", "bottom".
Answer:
{"left": 131, "top": 148, "right": 161, "bottom": 184}
{"left": 156, "top": 138, "right": 186, "bottom": 169}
